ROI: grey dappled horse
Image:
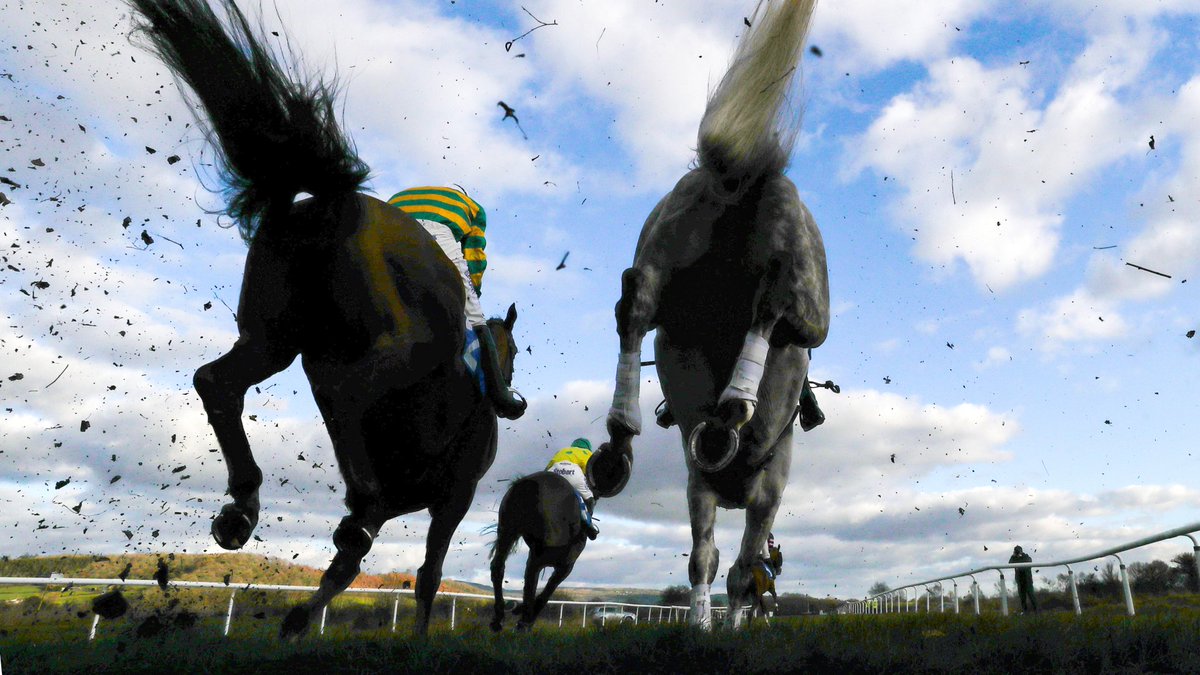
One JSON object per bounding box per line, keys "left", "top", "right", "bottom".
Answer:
{"left": 596, "top": 0, "right": 828, "bottom": 628}
{"left": 128, "top": 0, "right": 522, "bottom": 637}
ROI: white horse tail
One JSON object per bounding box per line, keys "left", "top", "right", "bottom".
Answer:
{"left": 697, "top": 0, "right": 816, "bottom": 182}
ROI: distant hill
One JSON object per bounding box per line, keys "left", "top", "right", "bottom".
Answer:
{"left": 0, "top": 553, "right": 478, "bottom": 595}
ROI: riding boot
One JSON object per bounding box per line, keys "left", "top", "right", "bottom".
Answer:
{"left": 474, "top": 325, "right": 527, "bottom": 420}
{"left": 582, "top": 497, "right": 599, "bottom": 540}
{"left": 798, "top": 380, "right": 825, "bottom": 431}
{"left": 654, "top": 399, "right": 676, "bottom": 429}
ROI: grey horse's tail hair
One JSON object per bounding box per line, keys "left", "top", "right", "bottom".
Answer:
{"left": 128, "top": 0, "right": 370, "bottom": 244}
{"left": 697, "top": 0, "right": 816, "bottom": 183}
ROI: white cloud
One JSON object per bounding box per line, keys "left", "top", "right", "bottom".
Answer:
{"left": 520, "top": 0, "right": 752, "bottom": 187}
{"left": 1017, "top": 289, "right": 1128, "bottom": 347}
{"left": 1017, "top": 73, "right": 1200, "bottom": 348}
{"left": 812, "top": 0, "right": 995, "bottom": 72}
{"left": 846, "top": 16, "right": 1168, "bottom": 292}
{"left": 977, "top": 346, "right": 1011, "bottom": 369}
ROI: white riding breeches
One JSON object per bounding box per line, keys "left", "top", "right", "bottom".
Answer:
{"left": 416, "top": 219, "right": 485, "bottom": 328}
{"left": 547, "top": 461, "right": 593, "bottom": 502}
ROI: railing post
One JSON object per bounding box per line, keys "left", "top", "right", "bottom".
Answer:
{"left": 999, "top": 572, "right": 1009, "bottom": 616}
{"left": 939, "top": 587, "right": 945, "bottom": 613}
{"left": 582, "top": 602, "right": 587, "bottom": 628}
{"left": 1186, "top": 536, "right": 1200, "bottom": 593}
{"left": 1115, "top": 555, "right": 1135, "bottom": 616}
{"left": 1066, "top": 567, "right": 1081, "bottom": 615}
{"left": 971, "top": 579, "right": 980, "bottom": 616}
{"left": 89, "top": 613, "right": 100, "bottom": 641}
{"left": 1194, "top": 543, "right": 1200, "bottom": 592}
{"left": 924, "top": 586, "right": 930, "bottom": 613}
{"left": 953, "top": 581, "right": 959, "bottom": 614}
{"left": 224, "top": 590, "right": 236, "bottom": 636}
{"left": 320, "top": 605, "right": 328, "bottom": 635}
{"left": 559, "top": 603, "right": 564, "bottom": 627}
{"left": 392, "top": 593, "right": 400, "bottom": 632}
{"left": 451, "top": 597, "right": 457, "bottom": 630}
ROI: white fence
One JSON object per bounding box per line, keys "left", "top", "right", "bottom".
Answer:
{"left": 0, "top": 575, "right": 695, "bottom": 640}
{"left": 841, "top": 520, "right": 1200, "bottom": 617}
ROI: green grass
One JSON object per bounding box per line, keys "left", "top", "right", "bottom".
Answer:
{"left": 3, "top": 612, "right": 1200, "bottom": 674}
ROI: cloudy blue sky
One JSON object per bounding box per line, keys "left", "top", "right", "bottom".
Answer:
{"left": 2, "top": 0, "right": 1199, "bottom": 601}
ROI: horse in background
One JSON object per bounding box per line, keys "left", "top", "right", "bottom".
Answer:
{"left": 128, "top": 0, "right": 522, "bottom": 637}
{"left": 596, "top": 0, "right": 828, "bottom": 629}
{"left": 750, "top": 542, "right": 783, "bottom": 621}
{"left": 489, "top": 472, "right": 592, "bottom": 632}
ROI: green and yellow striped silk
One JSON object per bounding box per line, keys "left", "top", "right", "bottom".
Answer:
{"left": 387, "top": 186, "right": 488, "bottom": 293}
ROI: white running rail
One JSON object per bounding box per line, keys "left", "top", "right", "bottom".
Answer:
{"left": 840, "top": 520, "right": 1200, "bottom": 617}
{"left": 0, "top": 576, "right": 698, "bottom": 640}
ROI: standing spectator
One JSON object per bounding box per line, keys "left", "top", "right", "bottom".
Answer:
{"left": 1009, "top": 545, "right": 1038, "bottom": 614}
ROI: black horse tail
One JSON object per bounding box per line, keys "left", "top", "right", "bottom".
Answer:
{"left": 696, "top": 0, "right": 816, "bottom": 184}
{"left": 128, "top": 0, "right": 370, "bottom": 243}
{"left": 488, "top": 477, "right": 539, "bottom": 561}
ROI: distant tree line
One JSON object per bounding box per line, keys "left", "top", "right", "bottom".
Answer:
{"left": 1055, "top": 554, "right": 1198, "bottom": 596}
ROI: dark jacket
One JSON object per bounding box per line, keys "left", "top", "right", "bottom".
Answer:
{"left": 1009, "top": 551, "right": 1034, "bottom": 586}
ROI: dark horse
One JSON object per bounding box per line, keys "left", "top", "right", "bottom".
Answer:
{"left": 128, "top": 0, "right": 521, "bottom": 636}
{"left": 597, "top": 0, "right": 827, "bottom": 628}
{"left": 488, "top": 472, "right": 590, "bottom": 632}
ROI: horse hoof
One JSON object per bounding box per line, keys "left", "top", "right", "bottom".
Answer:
{"left": 489, "top": 620, "right": 503, "bottom": 633}
{"left": 688, "top": 422, "right": 739, "bottom": 473}
{"left": 588, "top": 445, "right": 633, "bottom": 498}
{"left": 280, "top": 606, "right": 310, "bottom": 640}
{"left": 716, "top": 397, "right": 755, "bottom": 427}
{"left": 515, "top": 621, "right": 532, "bottom": 633}
{"left": 211, "top": 504, "right": 255, "bottom": 550}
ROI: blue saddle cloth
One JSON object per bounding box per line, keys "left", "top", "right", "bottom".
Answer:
{"left": 575, "top": 492, "right": 594, "bottom": 528}
{"left": 462, "top": 328, "right": 486, "bottom": 396}
{"left": 758, "top": 559, "right": 776, "bottom": 580}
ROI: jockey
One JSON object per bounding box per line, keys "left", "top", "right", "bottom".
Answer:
{"left": 546, "top": 438, "right": 600, "bottom": 540}
{"left": 388, "top": 186, "right": 526, "bottom": 420}
{"left": 761, "top": 533, "right": 782, "bottom": 579}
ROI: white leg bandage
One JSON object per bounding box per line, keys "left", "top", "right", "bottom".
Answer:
{"left": 608, "top": 350, "right": 643, "bottom": 434}
{"left": 690, "top": 583, "right": 712, "bottom": 629}
{"left": 718, "top": 332, "right": 770, "bottom": 405}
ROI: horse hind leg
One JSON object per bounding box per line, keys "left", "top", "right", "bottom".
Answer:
{"left": 280, "top": 509, "right": 385, "bottom": 640}
{"left": 195, "top": 338, "right": 297, "bottom": 550}
{"left": 687, "top": 485, "right": 720, "bottom": 630}
{"left": 489, "top": 529, "right": 520, "bottom": 632}
{"left": 413, "top": 493, "right": 474, "bottom": 636}
{"left": 727, "top": 479, "right": 782, "bottom": 629}
{"left": 514, "top": 554, "right": 543, "bottom": 632}
{"left": 521, "top": 560, "right": 576, "bottom": 631}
